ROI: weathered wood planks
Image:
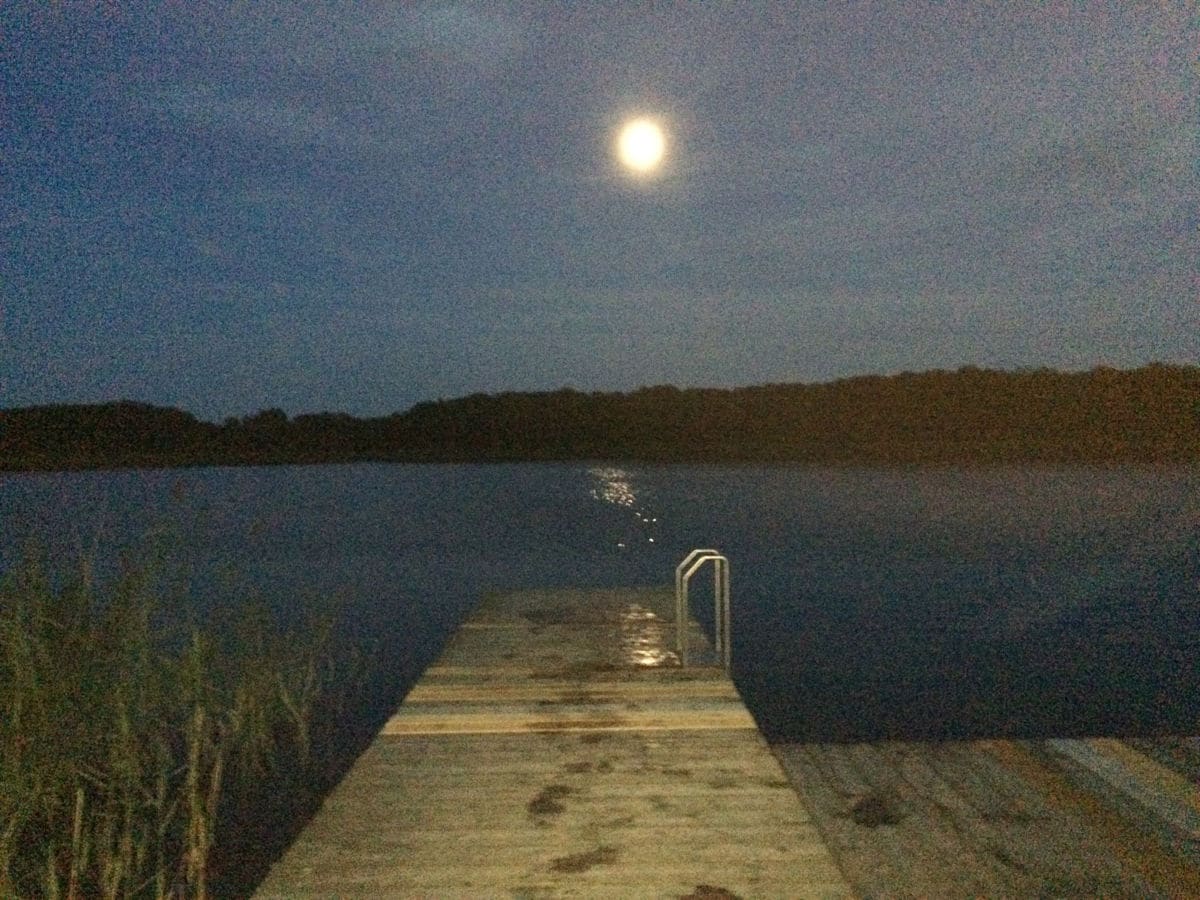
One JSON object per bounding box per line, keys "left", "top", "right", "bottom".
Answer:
{"left": 254, "top": 588, "right": 852, "bottom": 898}
{"left": 774, "top": 737, "right": 1200, "bottom": 898}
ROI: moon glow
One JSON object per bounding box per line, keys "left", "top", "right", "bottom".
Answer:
{"left": 616, "top": 118, "right": 666, "bottom": 173}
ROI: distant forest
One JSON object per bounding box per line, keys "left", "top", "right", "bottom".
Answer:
{"left": 2, "top": 365, "right": 1197, "bottom": 472}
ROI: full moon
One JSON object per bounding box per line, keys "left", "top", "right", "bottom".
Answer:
{"left": 616, "top": 118, "right": 666, "bottom": 173}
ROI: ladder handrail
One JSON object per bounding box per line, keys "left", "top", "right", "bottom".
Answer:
{"left": 675, "top": 548, "right": 722, "bottom": 599}
{"left": 675, "top": 549, "right": 721, "bottom": 660}
{"left": 676, "top": 553, "right": 719, "bottom": 654}
{"left": 675, "top": 549, "right": 731, "bottom": 669}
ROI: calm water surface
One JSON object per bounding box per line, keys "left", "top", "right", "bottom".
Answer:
{"left": 2, "top": 463, "right": 1197, "bottom": 741}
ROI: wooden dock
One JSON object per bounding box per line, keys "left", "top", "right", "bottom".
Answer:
{"left": 773, "top": 735, "right": 1200, "bottom": 897}
{"left": 254, "top": 587, "right": 852, "bottom": 898}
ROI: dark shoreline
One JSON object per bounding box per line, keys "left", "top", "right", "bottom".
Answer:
{"left": 7, "top": 457, "right": 1200, "bottom": 476}
{"left": 4, "top": 363, "right": 1199, "bottom": 473}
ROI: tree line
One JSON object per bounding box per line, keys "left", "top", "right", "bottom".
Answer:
{"left": 2, "top": 364, "right": 1197, "bottom": 471}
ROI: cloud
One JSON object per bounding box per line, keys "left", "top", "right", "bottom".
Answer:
{"left": 133, "top": 4, "right": 526, "bottom": 154}
{"left": 200, "top": 1, "right": 526, "bottom": 115}
{"left": 400, "top": 5, "right": 524, "bottom": 69}
{"left": 260, "top": 4, "right": 523, "bottom": 75}
{"left": 148, "top": 86, "right": 371, "bottom": 150}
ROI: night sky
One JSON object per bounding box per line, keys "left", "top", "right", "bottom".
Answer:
{"left": 4, "top": 2, "right": 1197, "bottom": 420}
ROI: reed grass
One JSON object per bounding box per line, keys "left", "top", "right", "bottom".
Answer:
{"left": 0, "top": 542, "right": 361, "bottom": 899}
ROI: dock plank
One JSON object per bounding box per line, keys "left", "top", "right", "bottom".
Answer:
{"left": 775, "top": 738, "right": 1198, "bottom": 898}
{"left": 255, "top": 588, "right": 852, "bottom": 898}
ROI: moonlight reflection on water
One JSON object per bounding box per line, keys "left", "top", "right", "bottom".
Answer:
{"left": 589, "top": 465, "right": 660, "bottom": 548}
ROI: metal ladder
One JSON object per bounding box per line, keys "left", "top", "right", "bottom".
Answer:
{"left": 675, "top": 549, "right": 731, "bottom": 669}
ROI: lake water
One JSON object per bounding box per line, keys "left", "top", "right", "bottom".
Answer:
{"left": 2, "top": 463, "right": 1197, "bottom": 741}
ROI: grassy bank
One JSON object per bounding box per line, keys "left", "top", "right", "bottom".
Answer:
{"left": 0, "top": 543, "right": 369, "bottom": 898}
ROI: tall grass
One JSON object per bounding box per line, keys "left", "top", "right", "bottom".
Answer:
{"left": 0, "top": 543, "right": 363, "bottom": 898}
